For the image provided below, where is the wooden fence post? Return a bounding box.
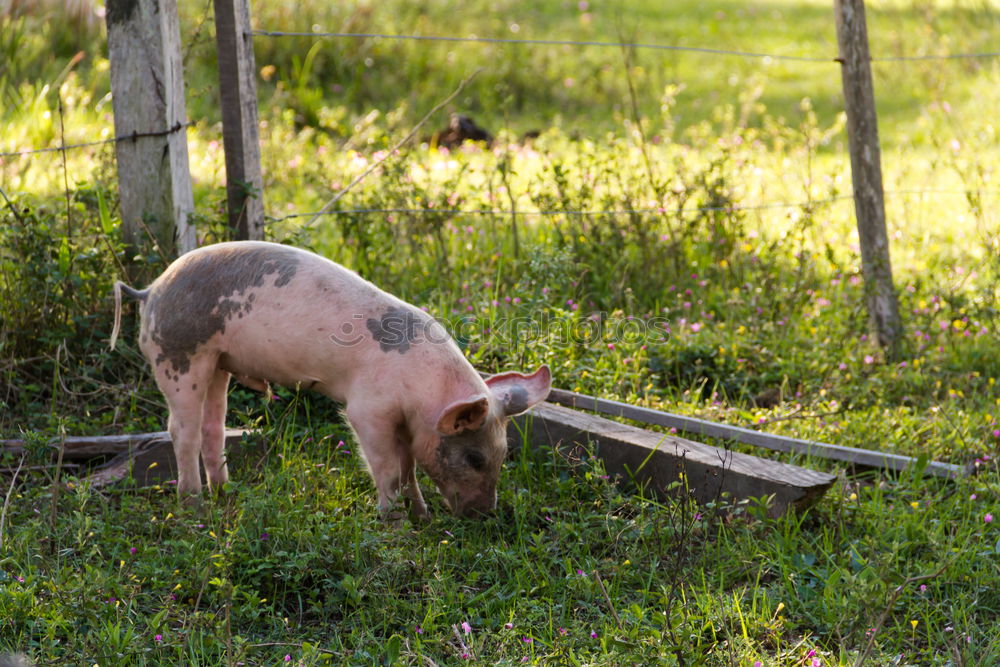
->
[834,0,903,358]
[213,0,265,240]
[105,0,197,263]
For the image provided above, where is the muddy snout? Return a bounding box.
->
[442,487,497,519]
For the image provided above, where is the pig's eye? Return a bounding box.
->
[465,450,486,471]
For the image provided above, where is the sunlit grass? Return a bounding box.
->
[2,1,1000,664]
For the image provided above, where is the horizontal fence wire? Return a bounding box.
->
[0,122,193,160]
[248,26,1000,225]
[251,30,836,62]
[871,51,1000,61]
[265,189,1000,225]
[886,188,1000,196]
[251,30,1000,63]
[265,195,856,224]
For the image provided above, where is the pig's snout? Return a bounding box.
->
[442,487,497,519]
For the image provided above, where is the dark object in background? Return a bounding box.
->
[752,387,782,409]
[432,113,494,148]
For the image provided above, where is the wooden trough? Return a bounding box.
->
[546,388,969,480]
[515,402,835,517]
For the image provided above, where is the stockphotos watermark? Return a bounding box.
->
[331,310,672,350]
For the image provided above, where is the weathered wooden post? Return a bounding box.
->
[213,0,265,240]
[834,0,903,358]
[105,0,197,262]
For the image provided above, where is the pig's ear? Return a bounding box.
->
[436,395,490,436]
[485,365,552,417]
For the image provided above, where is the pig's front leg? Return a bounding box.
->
[347,407,427,521]
[399,451,429,521]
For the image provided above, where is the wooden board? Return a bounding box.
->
[514,402,836,516]
[547,388,968,479]
[2,430,250,486]
[87,429,252,488]
[86,434,183,488]
[3,431,172,460]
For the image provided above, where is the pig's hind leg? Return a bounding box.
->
[153,356,217,501]
[200,368,232,490]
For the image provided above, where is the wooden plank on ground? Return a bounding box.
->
[3,431,166,459]
[546,388,968,479]
[86,434,179,487]
[86,429,251,488]
[514,402,836,516]
[1,429,248,463]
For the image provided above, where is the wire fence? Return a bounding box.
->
[0,122,192,160]
[251,29,1000,63]
[251,30,837,63]
[4,10,999,229]
[264,197,855,225]
[262,190,1000,226]
[248,24,1000,225]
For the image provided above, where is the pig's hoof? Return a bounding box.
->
[380,509,408,527]
[179,493,204,511]
[207,481,232,496]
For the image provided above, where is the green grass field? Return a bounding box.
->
[2,0,1000,664]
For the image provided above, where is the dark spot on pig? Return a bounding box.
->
[191,384,198,390]
[437,431,480,469]
[502,386,530,415]
[146,244,301,374]
[366,306,425,354]
[435,422,505,485]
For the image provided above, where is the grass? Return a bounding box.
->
[3,401,999,665]
[2,0,1000,664]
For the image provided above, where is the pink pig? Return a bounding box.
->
[111,241,550,518]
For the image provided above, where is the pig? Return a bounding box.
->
[110,241,551,518]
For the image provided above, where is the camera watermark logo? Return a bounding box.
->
[331,308,672,350]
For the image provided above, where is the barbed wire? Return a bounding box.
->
[252,29,1000,63]
[251,30,836,63]
[872,51,1000,62]
[0,122,193,160]
[265,195,856,225]
[265,188,1000,225]
[886,188,1000,196]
